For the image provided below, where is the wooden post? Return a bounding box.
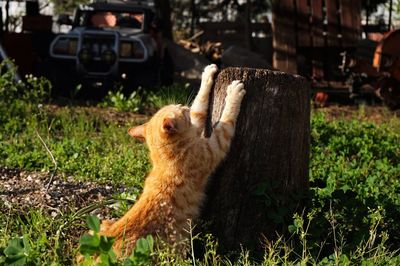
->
[326,0,340,47]
[310,0,324,78]
[340,0,361,47]
[154,0,173,40]
[201,67,310,255]
[5,0,10,32]
[190,0,196,36]
[296,0,311,47]
[272,0,297,74]
[244,0,252,50]
[389,0,393,31]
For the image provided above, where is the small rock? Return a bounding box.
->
[3,200,12,209]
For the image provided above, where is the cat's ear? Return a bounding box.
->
[162,117,177,135]
[128,124,146,141]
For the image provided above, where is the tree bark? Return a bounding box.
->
[201,67,310,255]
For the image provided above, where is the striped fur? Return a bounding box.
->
[98,64,246,257]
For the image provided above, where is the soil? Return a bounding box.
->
[0,167,131,218]
[46,104,149,125]
[314,104,400,123]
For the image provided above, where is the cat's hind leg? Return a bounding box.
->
[190,64,218,131]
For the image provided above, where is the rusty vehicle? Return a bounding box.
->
[340,30,400,109]
[269,0,400,109]
[47,0,173,95]
[371,30,400,109]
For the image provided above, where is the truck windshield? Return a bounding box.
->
[78,11,144,30]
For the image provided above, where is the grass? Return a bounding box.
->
[1,83,150,187]
[0,208,79,265]
[2,106,150,186]
[1,63,400,264]
[309,113,400,252]
[99,83,195,113]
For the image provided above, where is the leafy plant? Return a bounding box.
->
[124,235,154,266]
[100,89,144,113]
[99,84,194,113]
[308,112,400,256]
[79,215,117,265]
[79,215,154,266]
[3,235,32,266]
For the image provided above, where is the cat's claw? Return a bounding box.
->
[227,80,246,101]
[227,80,242,94]
[203,64,218,75]
[202,64,218,86]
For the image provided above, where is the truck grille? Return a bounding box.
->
[79,33,116,73]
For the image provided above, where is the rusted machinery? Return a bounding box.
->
[341,30,400,109]
[372,30,400,109]
[322,30,400,109]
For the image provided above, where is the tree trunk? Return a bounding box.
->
[272,0,297,74]
[201,67,310,255]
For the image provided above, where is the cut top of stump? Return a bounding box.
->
[209,67,309,127]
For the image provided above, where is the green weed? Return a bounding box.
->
[98,83,194,113]
[99,89,144,113]
[78,215,154,266]
[0,207,77,265]
[309,112,400,256]
[147,83,195,109]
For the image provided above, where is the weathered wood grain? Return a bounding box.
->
[201,67,310,254]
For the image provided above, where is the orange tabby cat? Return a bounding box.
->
[99,64,245,256]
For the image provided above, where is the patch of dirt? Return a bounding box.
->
[85,106,149,125]
[314,104,400,124]
[46,104,149,125]
[0,167,131,218]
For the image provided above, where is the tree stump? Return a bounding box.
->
[201,67,310,254]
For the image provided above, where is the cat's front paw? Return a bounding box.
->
[201,64,218,86]
[226,80,246,103]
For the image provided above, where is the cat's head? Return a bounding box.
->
[128,104,192,144]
